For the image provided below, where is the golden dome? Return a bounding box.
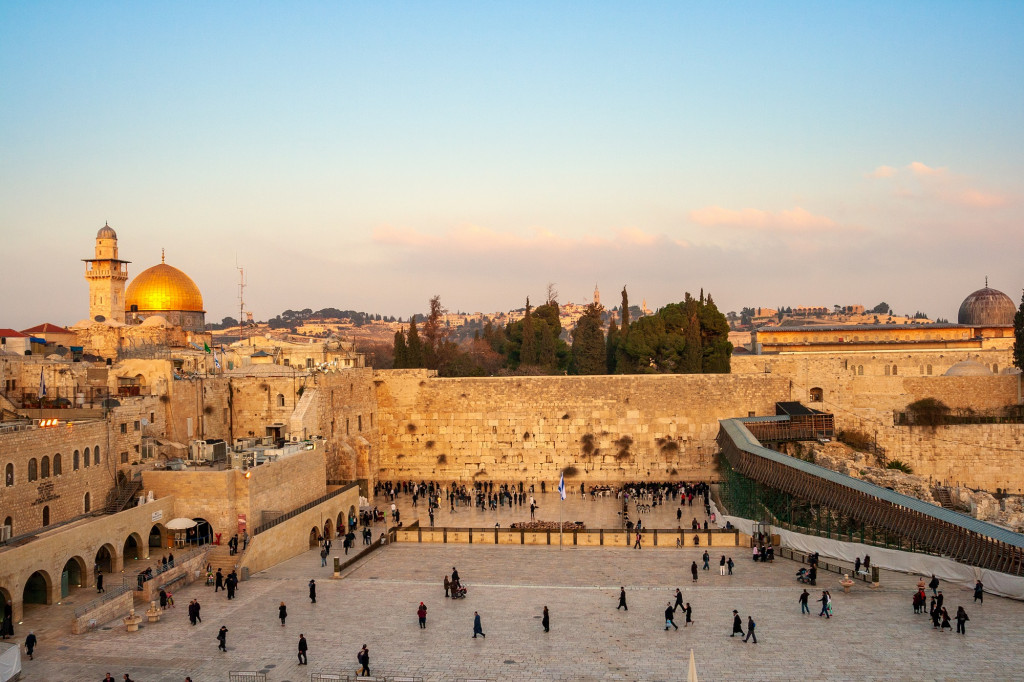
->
[125,262,204,313]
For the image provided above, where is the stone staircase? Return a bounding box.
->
[205,542,243,575]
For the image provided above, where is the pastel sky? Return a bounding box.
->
[2,2,1022,328]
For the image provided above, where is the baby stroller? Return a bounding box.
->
[796,568,813,584]
[451,582,468,599]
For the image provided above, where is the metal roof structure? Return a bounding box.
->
[718,417,1024,573]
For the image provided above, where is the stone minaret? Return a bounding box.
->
[593,284,600,306]
[83,223,130,323]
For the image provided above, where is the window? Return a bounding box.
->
[42,505,49,527]
[277,394,285,407]
[73,450,80,471]
[884,366,890,376]
[809,388,823,402]
[53,453,61,476]
[4,463,13,487]
[121,451,129,464]
[120,423,127,434]
[94,445,100,465]
[306,358,313,369]
[150,412,155,423]
[283,358,290,366]
[3,517,11,535]
[84,492,91,513]
[133,420,140,431]
[993,364,999,373]
[28,458,38,482]
[927,365,933,375]
[346,418,350,435]
[892,365,898,376]
[358,415,363,431]
[857,365,864,375]
[40,456,50,479]
[84,447,91,468]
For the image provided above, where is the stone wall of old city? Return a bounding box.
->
[373,371,794,485]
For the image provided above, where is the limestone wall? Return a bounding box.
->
[70,589,133,634]
[374,372,793,484]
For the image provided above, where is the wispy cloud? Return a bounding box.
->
[869,161,1010,208]
[688,205,837,230]
[372,224,688,251]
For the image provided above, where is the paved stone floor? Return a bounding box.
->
[16,535,1024,681]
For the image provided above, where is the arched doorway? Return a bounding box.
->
[60,556,87,598]
[149,523,168,549]
[348,504,358,533]
[95,543,116,574]
[308,526,320,549]
[122,533,143,565]
[23,570,51,606]
[322,518,333,540]
[336,511,346,537]
[0,587,12,628]
[189,518,213,546]
[42,505,50,527]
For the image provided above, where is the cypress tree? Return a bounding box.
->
[1014,290,1024,371]
[406,315,424,368]
[519,298,537,367]
[570,303,606,374]
[606,319,619,374]
[392,329,408,368]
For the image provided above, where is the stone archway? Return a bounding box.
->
[23,570,52,607]
[308,526,320,549]
[95,543,117,574]
[348,505,358,533]
[322,518,334,540]
[60,556,88,598]
[336,511,346,537]
[149,523,168,549]
[0,586,12,630]
[189,518,213,546]
[122,532,144,567]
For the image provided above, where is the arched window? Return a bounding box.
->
[28,458,38,482]
[84,492,91,513]
[94,445,100,465]
[3,516,11,535]
[5,463,13,487]
[857,365,864,375]
[42,505,50,527]
[892,365,898,376]
[53,453,62,476]
[993,364,999,374]
[73,450,80,471]
[809,387,823,402]
[927,365,933,375]
[277,394,285,407]
[84,447,90,468]
[40,456,50,479]
[884,366,890,376]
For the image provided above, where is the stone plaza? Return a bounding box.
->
[13,492,1024,681]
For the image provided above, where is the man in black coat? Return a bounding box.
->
[297,634,308,664]
[309,579,317,604]
[215,569,224,592]
[731,610,744,637]
[617,587,628,610]
[664,603,678,630]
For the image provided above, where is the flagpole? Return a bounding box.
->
[559,493,563,550]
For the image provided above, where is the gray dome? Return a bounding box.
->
[944,360,993,377]
[97,222,117,239]
[957,286,1015,325]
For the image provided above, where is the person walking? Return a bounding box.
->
[743,616,757,643]
[955,606,969,634]
[24,631,36,660]
[417,602,427,629]
[216,626,228,652]
[634,531,642,549]
[702,551,710,571]
[215,569,224,592]
[974,580,984,604]
[444,575,451,598]
[96,572,104,593]
[727,557,734,575]
[799,589,810,614]
[683,602,693,627]
[159,589,168,609]
[308,579,317,604]
[730,610,744,638]
[719,555,726,576]
[225,573,236,600]
[188,600,197,626]
[928,574,939,597]
[673,588,683,612]
[665,603,678,630]
[690,561,698,583]
[297,634,308,664]
[617,587,628,611]
[818,591,831,618]
[472,611,485,638]
[194,599,202,624]
[940,607,952,632]
[279,602,287,626]
[321,546,328,566]
[541,606,550,632]
[357,644,370,676]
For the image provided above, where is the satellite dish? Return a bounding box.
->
[94,314,106,322]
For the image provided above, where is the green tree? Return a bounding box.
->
[1014,290,1024,371]
[392,330,408,368]
[605,319,619,373]
[569,303,606,374]
[519,299,537,367]
[406,315,424,368]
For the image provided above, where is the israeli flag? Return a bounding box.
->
[558,472,566,500]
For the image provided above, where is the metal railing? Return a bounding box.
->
[252,482,359,536]
[73,577,132,619]
[228,673,266,682]
[133,545,210,590]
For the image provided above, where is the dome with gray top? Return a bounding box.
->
[944,360,993,377]
[96,222,117,239]
[957,285,1015,326]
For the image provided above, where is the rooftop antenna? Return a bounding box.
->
[236,258,248,346]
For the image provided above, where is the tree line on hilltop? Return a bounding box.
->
[392,288,732,377]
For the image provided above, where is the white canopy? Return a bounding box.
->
[166,517,198,530]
